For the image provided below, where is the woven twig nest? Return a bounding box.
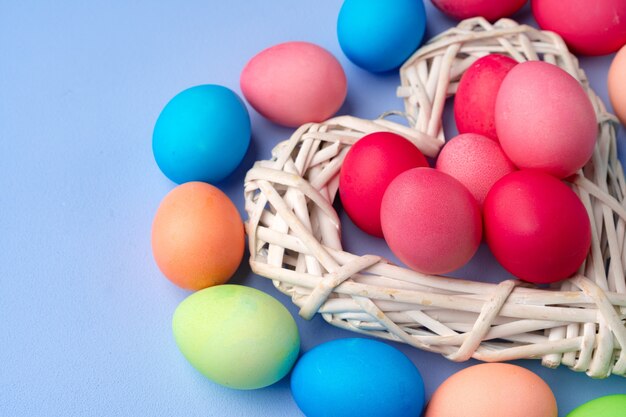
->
[244,18,626,378]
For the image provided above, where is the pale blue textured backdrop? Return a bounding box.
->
[0,1,624,416]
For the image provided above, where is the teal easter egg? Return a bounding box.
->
[153,84,250,184]
[172,285,300,390]
[567,395,626,417]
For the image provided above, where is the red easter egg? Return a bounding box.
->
[381,168,482,275]
[431,0,527,22]
[532,0,626,56]
[436,133,516,206]
[454,54,517,141]
[339,132,428,237]
[483,171,591,284]
[495,61,597,179]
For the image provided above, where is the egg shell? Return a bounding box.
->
[436,133,516,206]
[425,363,557,417]
[240,41,347,127]
[532,0,626,56]
[290,338,425,417]
[381,168,482,275]
[339,132,429,237]
[337,0,426,72]
[567,394,626,417]
[454,54,518,141]
[609,45,626,126]
[495,61,597,178]
[172,285,300,390]
[431,0,527,21]
[151,182,244,290]
[152,84,250,184]
[483,170,591,284]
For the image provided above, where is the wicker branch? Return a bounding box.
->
[244,18,626,378]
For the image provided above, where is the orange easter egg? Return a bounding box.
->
[151,182,244,290]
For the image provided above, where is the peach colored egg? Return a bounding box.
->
[609,45,626,126]
[454,54,517,141]
[240,41,347,127]
[436,133,516,206]
[495,61,597,178]
[425,363,558,417]
[151,182,244,291]
[381,168,482,275]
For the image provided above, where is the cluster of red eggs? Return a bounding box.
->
[339,55,596,284]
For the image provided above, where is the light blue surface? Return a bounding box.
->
[153,85,250,184]
[291,338,425,417]
[0,1,625,416]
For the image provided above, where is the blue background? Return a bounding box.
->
[1,1,624,416]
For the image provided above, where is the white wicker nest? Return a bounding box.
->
[244,18,626,378]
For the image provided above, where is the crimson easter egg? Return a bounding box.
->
[431,0,527,22]
[381,168,482,275]
[532,0,626,56]
[495,61,597,178]
[339,132,428,237]
[483,171,591,284]
[454,54,517,141]
[436,133,516,206]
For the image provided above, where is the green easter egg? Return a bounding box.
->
[567,394,626,417]
[172,284,300,390]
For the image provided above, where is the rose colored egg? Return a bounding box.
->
[436,133,516,206]
[495,61,597,179]
[431,0,527,22]
[339,132,429,237]
[454,54,518,141]
[483,171,591,284]
[381,168,482,275]
[609,45,626,126]
[151,182,245,290]
[425,363,558,417]
[532,0,626,56]
[240,41,347,127]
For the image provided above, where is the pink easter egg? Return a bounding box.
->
[495,61,597,179]
[454,54,517,141]
[436,133,516,206]
[339,132,429,237]
[241,41,347,127]
[532,0,626,56]
[483,170,591,284]
[381,168,482,275]
[431,0,527,22]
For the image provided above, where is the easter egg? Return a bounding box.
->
[495,61,597,178]
[425,363,557,417]
[153,85,250,184]
[172,285,300,390]
[151,182,244,290]
[567,394,626,417]
[381,168,482,275]
[454,54,518,141]
[339,132,429,237]
[291,338,425,417]
[240,41,347,127]
[483,171,591,284]
[532,0,626,56]
[431,0,527,22]
[337,0,426,72]
[436,133,516,206]
[609,45,626,126]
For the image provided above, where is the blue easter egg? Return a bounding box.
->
[290,338,425,417]
[337,0,427,73]
[153,85,251,184]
